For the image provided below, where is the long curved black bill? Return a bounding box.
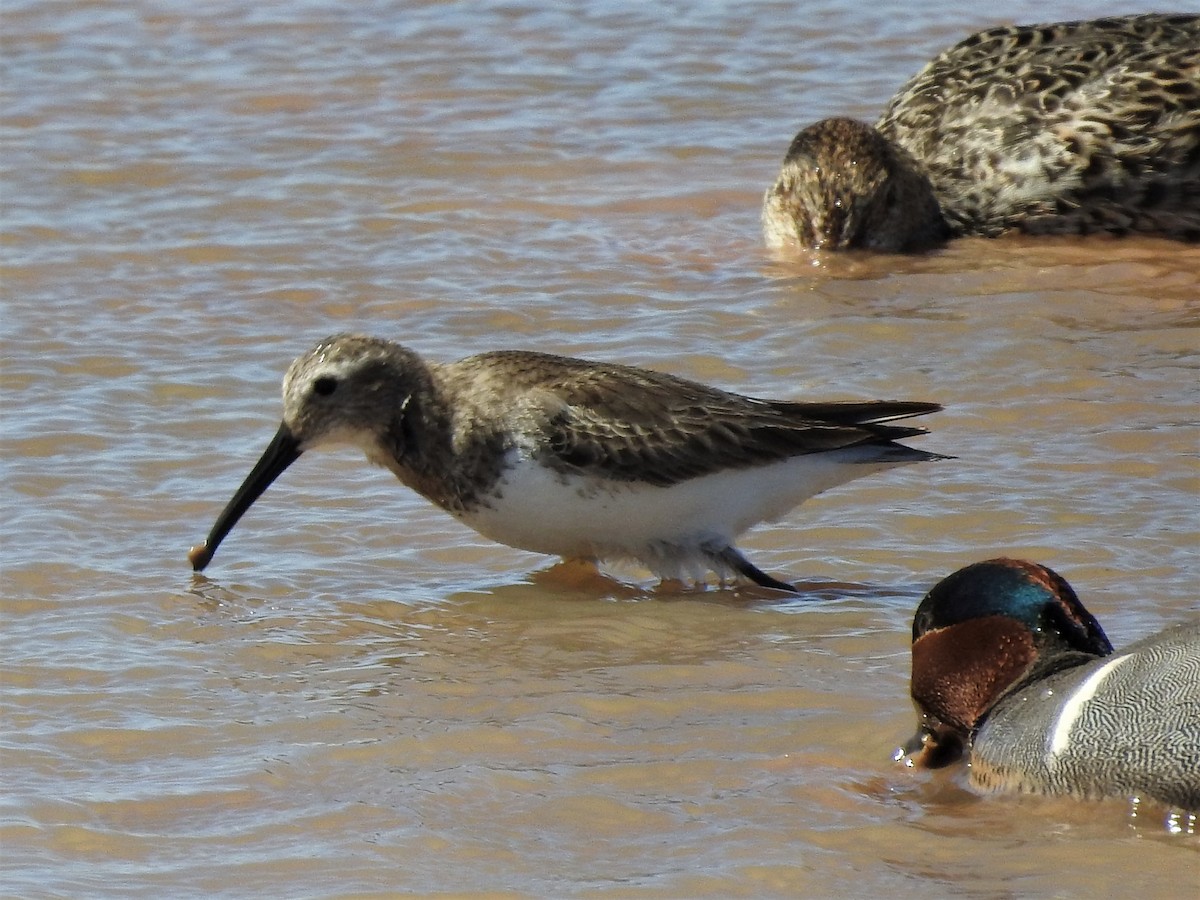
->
[188,422,302,571]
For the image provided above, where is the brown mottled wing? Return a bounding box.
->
[879,14,1200,236]
[479,352,939,487]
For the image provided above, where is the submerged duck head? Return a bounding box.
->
[903,558,1114,768]
[762,117,949,252]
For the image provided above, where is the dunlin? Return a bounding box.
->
[763,14,1200,251]
[188,334,946,591]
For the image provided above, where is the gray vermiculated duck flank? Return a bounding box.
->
[764,14,1200,251]
[976,623,1200,811]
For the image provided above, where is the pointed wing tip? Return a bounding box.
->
[886,401,943,419]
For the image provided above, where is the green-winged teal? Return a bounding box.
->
[902,558,1200,810]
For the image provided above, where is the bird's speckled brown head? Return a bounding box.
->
[280,334,428,462]
[762,117,948,252]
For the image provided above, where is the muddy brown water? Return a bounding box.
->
[3,0,1196,896]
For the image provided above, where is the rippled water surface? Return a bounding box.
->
[3,0,1198,896]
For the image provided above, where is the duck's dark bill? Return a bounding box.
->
[188,422,302,571]
[902,720,965,769]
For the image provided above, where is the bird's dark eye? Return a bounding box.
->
[312,376,338,396]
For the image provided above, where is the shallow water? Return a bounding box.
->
[2,0,1198,896]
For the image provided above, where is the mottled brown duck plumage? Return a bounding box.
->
[763,14,1200,251]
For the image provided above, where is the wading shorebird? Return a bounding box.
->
[188,334,946,592]
[763,14,1200,251]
